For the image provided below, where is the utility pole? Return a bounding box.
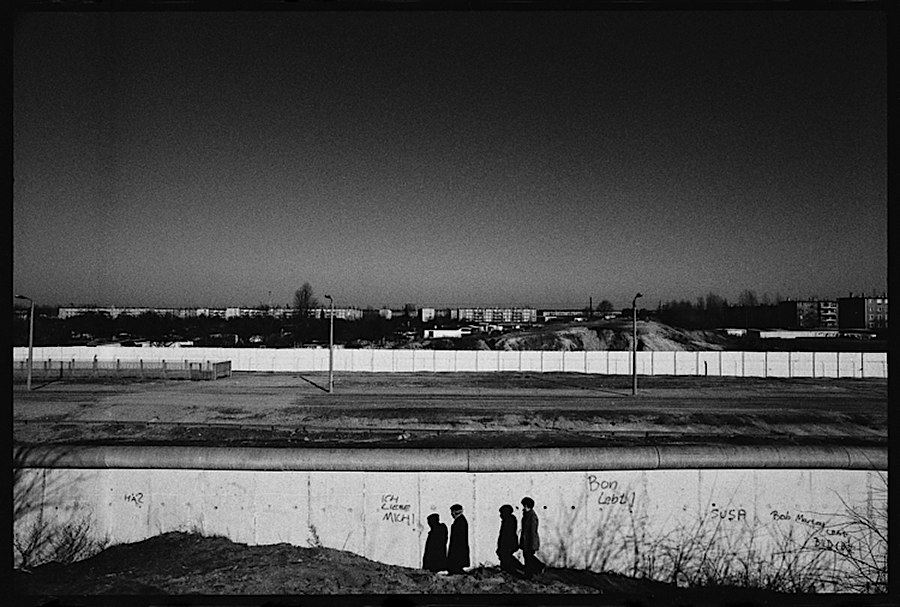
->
[632,293,642,396]
[325,294,334,393]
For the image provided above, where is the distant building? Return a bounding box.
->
[837,295,888,330]
[60,305,291,320]
[59,306,154,319]
[314,307,364,321]
[419,307,452,322]
[420,308,436,323]
[423,328,464,339]
[777,299,839,329]
[452,307,537,324]
[749,329,840,339]
[538,309,582,323]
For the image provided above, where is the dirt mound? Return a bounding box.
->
[11,532,618,596]
[494,326,602,351]
[493,320,732,352]
[636,321,732,352]
[13,532,786,601]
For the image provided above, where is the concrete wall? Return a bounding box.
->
[12,347,889,378]
[14,447,887,592]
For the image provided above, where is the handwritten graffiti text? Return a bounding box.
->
[596,491,637,509]
[380,494,414,525]
[587,475,619,492]
[710,503,747,522]
[794,512,826,530]
[383,512,415,526]
[813,537,853,553]
[380,494,411,511]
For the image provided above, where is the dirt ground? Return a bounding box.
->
[12,372,887,449]
[13,531,788,605]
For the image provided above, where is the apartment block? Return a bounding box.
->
[451,307,538,324]
[777,300,839,329]
[837,295,888,330]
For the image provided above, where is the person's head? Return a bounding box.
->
[450,504,463,518]
[427,513,440,527]
[521,497,535,511]
[499,504,514,517]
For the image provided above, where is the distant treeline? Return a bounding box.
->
[654,291,783,329]
[10,307,433,348]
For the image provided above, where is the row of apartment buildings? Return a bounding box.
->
[49,296,888,330]
[762,296,887,330]
[54,305,540,324]
[56,305,366,321]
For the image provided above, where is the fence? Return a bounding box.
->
[11,347,887,378]
[12,357,231,381]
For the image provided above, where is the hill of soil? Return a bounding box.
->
[13,532,784,604]
[492,320,736,352]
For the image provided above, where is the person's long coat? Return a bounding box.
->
[497,513,519,556]
[422,521,448,572]
[447,515,470,571]
[519,509,540,552]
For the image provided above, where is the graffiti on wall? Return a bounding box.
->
[586,475,637,512]
[709,502,746,523]
[380,493,415,527]
[769,509,854,554]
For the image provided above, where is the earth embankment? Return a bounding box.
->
[491,320,736,351]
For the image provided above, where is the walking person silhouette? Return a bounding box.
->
[446,504,470,574]
[422,513,447,573]
[496,504,525,575]
[519,496,545,579]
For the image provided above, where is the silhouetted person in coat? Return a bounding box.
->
[422,513,448,572]
[446,504,470,574]
[496,504,525,575]
[519,496,545,579]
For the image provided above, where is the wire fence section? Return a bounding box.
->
[13,357,232,381]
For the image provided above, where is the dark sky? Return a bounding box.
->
[13,9,887,309]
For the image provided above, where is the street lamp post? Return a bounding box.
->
[325,294,334,393]
[632,293,642,396]
[15,294,34,391]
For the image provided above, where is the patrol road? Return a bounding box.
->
[12,372,886,449]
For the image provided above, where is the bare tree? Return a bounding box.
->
[292,283,319,345]
[596,300,614,316]
[293,283,318,318]
[737,290,759,307]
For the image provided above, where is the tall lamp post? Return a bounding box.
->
[15,294,34,391]
[632,293,642,396]
[324,294,334,393]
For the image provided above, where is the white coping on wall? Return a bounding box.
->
[14,445,887,472]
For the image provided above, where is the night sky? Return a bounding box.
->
[13,8,887,310]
